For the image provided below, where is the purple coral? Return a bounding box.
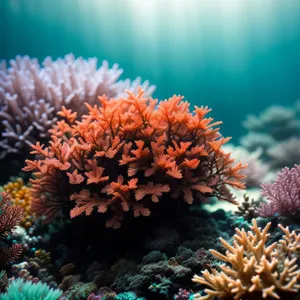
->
[174,288,191,300]
[258,165,300,217]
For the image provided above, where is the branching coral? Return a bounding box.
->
[223,144,269,188]
[0,54,155,158]
[23,88,246,228]
[192,219,300,300]
[0,192,23,267]
[258,165,300,217]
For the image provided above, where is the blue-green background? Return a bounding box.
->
[1,0,300,141]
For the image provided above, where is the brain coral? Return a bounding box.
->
[23,88,246,228]
[0,54,155,158]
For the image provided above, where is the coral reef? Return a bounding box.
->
[258,165,300,217]
[0,192,23,268]
[23,88,246,228]
[192,219,300,300]
[23,204,234,299]
[4,56,299,300]
[0,54,155,158]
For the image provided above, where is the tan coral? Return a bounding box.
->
[192,219,300,300]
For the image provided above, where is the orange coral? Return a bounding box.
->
[23,88,246,228]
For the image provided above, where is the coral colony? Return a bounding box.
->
[0,54,299,300]
[0,54,155,158]
[23,88,246,228]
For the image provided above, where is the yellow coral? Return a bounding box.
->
[3,178,34,229]
[192,219,300,300]
[32,249,52,266]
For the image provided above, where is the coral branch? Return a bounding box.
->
[24,88,246,227]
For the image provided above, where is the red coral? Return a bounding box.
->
[23,88,246,228]
[0,192,23,266]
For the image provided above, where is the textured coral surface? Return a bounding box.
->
[24,88,246,228]
[193,219,300,300]
[258,165,300,217]
[0,54,155,158]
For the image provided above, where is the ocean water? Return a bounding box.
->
[1,1,300,300]
[1,0,300,140]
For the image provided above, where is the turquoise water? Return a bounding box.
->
[1,0,300,140]
[1,2,300,299]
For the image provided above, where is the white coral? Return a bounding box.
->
[0,54,156,158]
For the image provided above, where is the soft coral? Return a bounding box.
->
[0,192,23,267]
[24,88,246,228]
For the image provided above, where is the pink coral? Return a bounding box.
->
[258,165,300,217]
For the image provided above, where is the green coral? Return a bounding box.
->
[0,278,62,300]
[116,292,145,300]
[64,282,97,300]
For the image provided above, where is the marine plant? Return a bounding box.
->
[192,219,300,300]
[0,54,155,158]
[23,88,246,228]
[0,278,62,300]
[258,164,300,217]
[0,192,23,267]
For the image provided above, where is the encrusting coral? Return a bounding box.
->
[0,192,23,267]
[3,178,34,229]
[23,87,246,228]
[192,219,300,300]
[0,54,155,158]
